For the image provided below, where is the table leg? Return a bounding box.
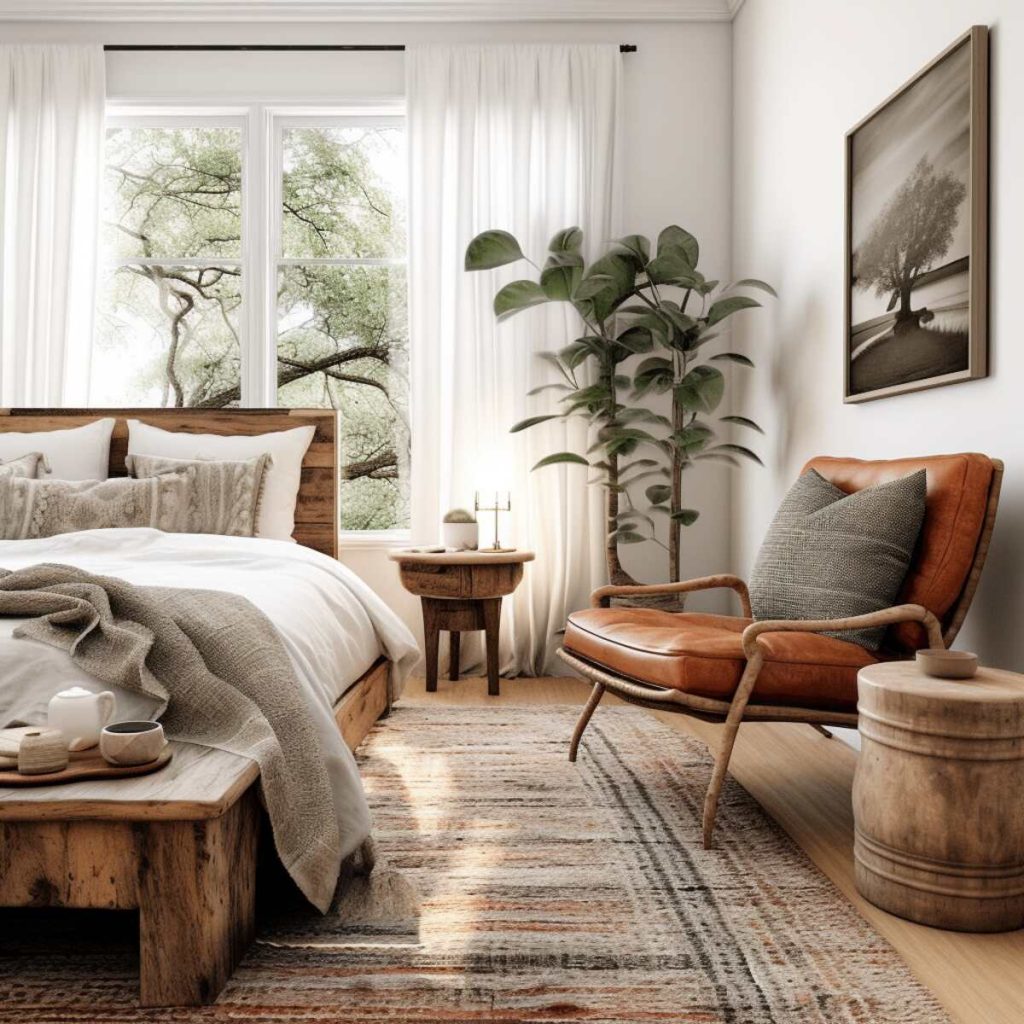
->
[449,631,461,681]
[482,597,501,697]
[138,788,259,1006]
[422,599,441,693]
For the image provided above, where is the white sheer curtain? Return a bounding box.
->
[407,44,623,675]
[0,45,105,406]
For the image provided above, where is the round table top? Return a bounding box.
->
[859,660,1024,704]
[387,548,535,566]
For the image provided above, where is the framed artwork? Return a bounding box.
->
[844,26,988,403]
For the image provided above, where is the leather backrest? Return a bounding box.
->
[802,454,996,652]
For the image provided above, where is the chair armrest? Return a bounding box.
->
[740,603,944,658]
[591,574,752,617]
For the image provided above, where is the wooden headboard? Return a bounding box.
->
[0,408,339,558]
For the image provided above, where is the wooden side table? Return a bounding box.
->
[853,660,1024,932]
[388,550,534,696]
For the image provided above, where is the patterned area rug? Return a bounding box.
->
[0,705,950,1023]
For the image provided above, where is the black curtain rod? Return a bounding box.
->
[104,43,637,53]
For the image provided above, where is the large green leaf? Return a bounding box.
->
[657,225,699,266]
[612,529,647,545]
[614,325,655,354]
[672,509,700,525]
[527,382,572,397]
[710,352,755,367]
[719,414,765,434]
[541,252,584,300]
[658,303,698,333]
[674,365,725,413]
[510,414,562,433]
[706,294,761,326]
[671,424,714,454]
[731,277,777,298]
[494,280,547,321]
[618,457,660,471]
[532,452,589,471]
[707,443,764,465]
[582,253,637,322]
[599,426,659,444]
[646,248,700,287]
[573,274,616,301]
[613,234,651,262]
[548,226,583,253]
[646,483,672,505]
[632,355,675,398]
[465,229,524,271]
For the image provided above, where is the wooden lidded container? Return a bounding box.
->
[853,661,1024,932]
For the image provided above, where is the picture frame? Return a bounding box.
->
[844,26,989,404]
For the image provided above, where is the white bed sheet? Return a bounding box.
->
[0,528,419,730]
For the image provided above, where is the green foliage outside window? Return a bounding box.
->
[96,122,409,531]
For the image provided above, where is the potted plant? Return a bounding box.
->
[464,225,773,586]
[442,508,479,551]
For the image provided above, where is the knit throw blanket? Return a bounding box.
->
[0,562,357,912]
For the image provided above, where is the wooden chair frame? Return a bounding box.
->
[560,460,1003,850]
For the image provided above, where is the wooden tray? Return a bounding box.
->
[0,748,172,787]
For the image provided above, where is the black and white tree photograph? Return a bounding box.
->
[846,27,987,402]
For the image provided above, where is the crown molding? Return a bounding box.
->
[0,0,742,23]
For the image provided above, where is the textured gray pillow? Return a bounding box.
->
[749,468,927,650]
[0,473,193,540]
[0,452,50,479]
[126,453,270,537]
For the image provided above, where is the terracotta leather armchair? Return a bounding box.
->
[559,454,1003,849]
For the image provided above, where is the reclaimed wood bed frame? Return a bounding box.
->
[0,408,394,1007]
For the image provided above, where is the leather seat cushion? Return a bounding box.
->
[804,454,995,650]
[564,608,879,711]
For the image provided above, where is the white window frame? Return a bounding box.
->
[103,102,410,545]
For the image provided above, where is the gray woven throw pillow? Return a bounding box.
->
[0,472,193,540]
[127,452,270,537]
[749,468,927,651]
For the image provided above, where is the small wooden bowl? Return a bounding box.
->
[916,649,979,680]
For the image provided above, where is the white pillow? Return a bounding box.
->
[0,418,115,480]
[127,419,317,542]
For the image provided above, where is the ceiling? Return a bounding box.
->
[0,0,746,22]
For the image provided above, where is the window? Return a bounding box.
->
[95,108,409,534]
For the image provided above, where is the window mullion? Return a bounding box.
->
[241,105,266,407]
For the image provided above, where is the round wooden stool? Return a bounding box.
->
[853,660,1024,932]
[388,549,534,696]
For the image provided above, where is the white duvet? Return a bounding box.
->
[0,528,418,723]
[0,529,419,895]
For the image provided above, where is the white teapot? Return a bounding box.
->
[47,686,116,751]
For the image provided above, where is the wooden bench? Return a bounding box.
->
[0,657,390,1007]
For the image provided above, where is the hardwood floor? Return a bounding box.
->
[400,673,1024,1024]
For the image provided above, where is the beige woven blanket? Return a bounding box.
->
[0,562,353,912]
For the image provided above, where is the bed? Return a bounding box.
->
[0,408,418,1007]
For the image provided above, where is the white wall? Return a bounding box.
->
[4,18,736,651]
[731,0,1022,688]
